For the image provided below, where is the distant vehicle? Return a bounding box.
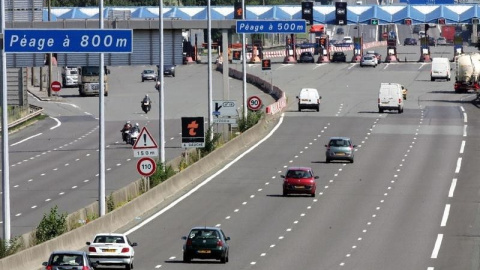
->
[78,66,110,97]
[441,25,456,43]
[157,65,176,77]
[299,52,315,63]
[141,69,157,82]
[360,54,377,67]
[331,52,347,62]
[404,37,418,45]
[431,57,451,81]
[342,36,353,44]
[86,233,137,270]
[366,50,382,63]
[454,53,480,95]
[336,27,344,35]
[413,25,421,34]
[62,66,79,88]
[378,83,405,113]
[325,137,356,163]
[281,167,319,197]
[428,37,436,46]
[182,227,230,263]
[43,250,97,270]
[356,0,362,4]
[436,37,448,46]
[296,88,321,112]
[419,30,426,37]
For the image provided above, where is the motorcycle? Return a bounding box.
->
[141,101,151,114]
[129,128,140,146]
[121,129,131,144]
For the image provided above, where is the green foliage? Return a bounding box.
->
[201,126,222,156]
[0,237,23,259]
[238,110,263,132]
[34,206,67,245]
[149,161,176,188]
[107,193,115,212]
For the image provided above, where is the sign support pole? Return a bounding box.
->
[242,0,247,121]
[98,0,106,217]
[159,0,165,165]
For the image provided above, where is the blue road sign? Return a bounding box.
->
[236,20,306,34]
[4,29,132,53]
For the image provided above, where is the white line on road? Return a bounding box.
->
[440,204,450,227]
[124,113,285,235]
[463,125,467,137]
[460,106,465,112]
[50,116,61,130]
[10,133,43,146]
[463,113,468,123]
[448,179,457,198]
[455,157,462,173]
[431,234,443,259]
[460,141,465,154]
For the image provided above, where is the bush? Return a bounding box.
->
[201,125,222,156]
[107,193,115,212]
[34,205,67,244]
[149,161,176,188]
[238,110,263,132]
[0,236,23,259]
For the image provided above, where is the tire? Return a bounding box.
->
[311,192,316,197]
[298,106,301,112]
[142,78,144,82]
[431,77,434,82]
[283,189,288,197]
[326,158,331,163]
[316,105,320,112]
[125,263,131,270]
[220,252,227,264]
[183,253,191,263]
[379,108,384,113]
[350,158,354,163]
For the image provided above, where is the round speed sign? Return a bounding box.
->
[247,96,262,111]
[137,157,157,177]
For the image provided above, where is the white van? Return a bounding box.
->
[62,66,79,87]
[378,83,404,113]
[431,57,451,81]
[297,88,321,112]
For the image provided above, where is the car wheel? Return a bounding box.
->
[183,253,191,263]
[298,106,301,112]
[125,263,131,270]
[326,158,331,163]
[283,188,288,197]
[311,192,316,197]
[220,252,228,264]
[431,77,434,82]
[316,105,320,112]
[142,78,144,82]
[379,108,384,113]
[350,158,354,163]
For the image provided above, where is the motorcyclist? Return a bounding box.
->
[142,94,151,104]
[130,123,140,133]
[120,121,132,142]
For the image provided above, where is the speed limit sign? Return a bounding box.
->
[247,96,262,111]
[137,157,157,177]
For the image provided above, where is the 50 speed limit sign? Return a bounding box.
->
[247,96,262,111]
[137,157,157,177]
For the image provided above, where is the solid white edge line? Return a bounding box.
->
[440,204,450,227]
[50,116,61,130]
[124,113,286,235]
[455,157,462,173]
[448,178,457,198]
[10,133,43,146]
[431,234,443,259]
[460,140,465,154]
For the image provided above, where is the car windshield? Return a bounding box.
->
[94,235,125,244]
[330,139,349,147]
[363,56,373,60]
[51,254,84,266]
[286,170,312,179]
[143,70,154,74]
[188,229,219,239]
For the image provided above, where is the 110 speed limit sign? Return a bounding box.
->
[247,96,262,111]
[137,157,157,177]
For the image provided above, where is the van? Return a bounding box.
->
[431,57,451,81]
[378,83,404,113]
[62,66,79,87]
[297,88,321,112]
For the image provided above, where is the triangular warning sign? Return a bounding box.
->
[132,127,158,149]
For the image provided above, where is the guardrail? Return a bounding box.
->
[0,104,44,132]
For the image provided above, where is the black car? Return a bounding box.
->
[299,52,315,63]
[331,52,347,62]
[404,38,417,45]
[428,37,436,46]
[182,227,230,263]
[336,27,344,35]
[43,250,97,270]
[157,65,176,77]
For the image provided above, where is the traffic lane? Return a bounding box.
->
[432,102,480,270]
[126,114,384,270]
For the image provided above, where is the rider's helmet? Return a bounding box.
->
[126,121,131,124]
[135,123,139,127]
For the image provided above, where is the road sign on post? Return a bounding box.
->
[247,96,262,111]
[236,20,306,34]
[137,157,157,177]
[4,29,132,53]
[51,81,61,92]
[262,59,271,70]
[181,117,205,148]
[132,127,159,157]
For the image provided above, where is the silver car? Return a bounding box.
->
[325,137,356,163]
[360,55,377,67]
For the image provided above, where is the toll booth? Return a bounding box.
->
[453,36,463,61]
[351,37,363,62]
[317,35,330,63]
[284,34,297,63]
[384,31,398,63]
[419,37,431,62]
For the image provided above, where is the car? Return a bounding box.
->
[437,37,448,46]
[163,64,176,77]
[325,137,356,163]
[42,250,98,270]
[141,69,157,82]
[428,37,436,46]
[404,37,418,45]
[281,167,318,197]
[360,54,377,67]
[86,233,137,270]
[342,36,353,44]
[413,25,421,34]
[182,226,230,263]
[419,30,426,37]
[331,52,347,62]
[336,27,344,35]
[366,50,382,63]
[297,88,321,111]
[299,52,315,63]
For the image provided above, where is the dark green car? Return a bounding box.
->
[182,227,230,263]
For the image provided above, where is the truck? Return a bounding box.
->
[441,25,455,43]
[78,66,110,97]
[61,66,79,88]
[454,53,480,97]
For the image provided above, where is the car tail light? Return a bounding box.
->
[46,266,52,270]
[475,83,480,89]
[82,266,90,270]
[121,247,130,253]
[454,83,459,90]
[88,247,96,252]
[186,239,192,246]
[398,98,402,104]
[216,240,223,247]
[377,98,380,103]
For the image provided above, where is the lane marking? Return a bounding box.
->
[460,140,465,154]
[463,125,467,137]
[50,116,61,130]
[455,157,462,173]
[10,133,43,146]
[431,234,443,259]
[448,178,457,198]
[440,204,450,227]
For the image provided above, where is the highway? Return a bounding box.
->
[118,45,480,270]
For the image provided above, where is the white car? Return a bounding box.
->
[342,36,353,44]
[86,233,137,270]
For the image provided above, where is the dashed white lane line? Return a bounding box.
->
[459,140,465,154]
[154,265,162,268]
[440,204,450,227]
[463,125,467,137]
[431,234,443,259]
[455,157,462,173]
[448,179,457,198]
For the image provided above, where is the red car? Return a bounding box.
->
[281,167,318,197]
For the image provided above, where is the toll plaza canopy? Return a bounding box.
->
[44,5,480,25]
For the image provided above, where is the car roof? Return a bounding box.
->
[287,166,312,171]
[94,233,126,237]
[190,226,222,231]
[51,250,86,255]
[329,136,351,141]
